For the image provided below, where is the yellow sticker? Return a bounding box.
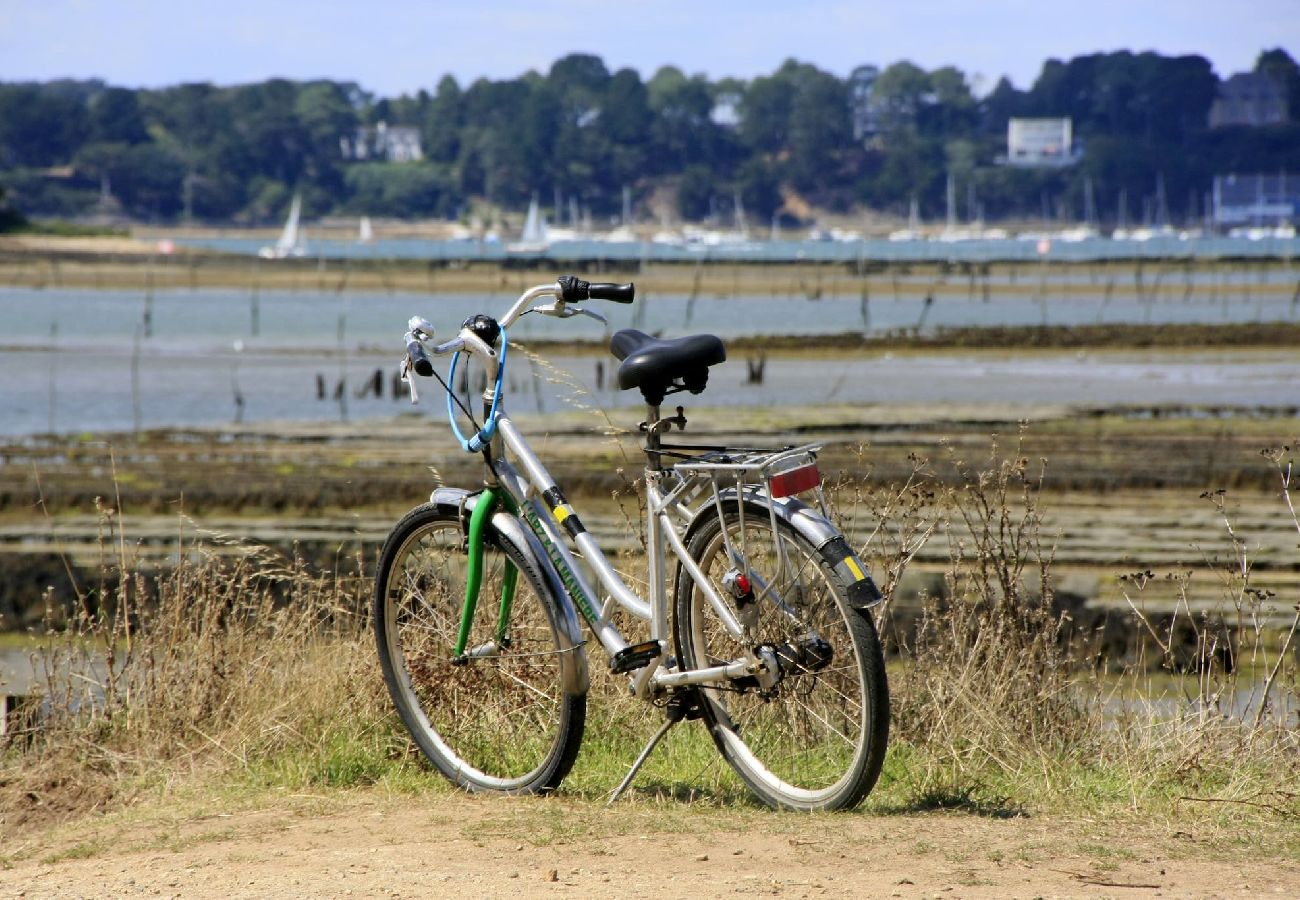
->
[553,505,571,523]
[844,556,866,582]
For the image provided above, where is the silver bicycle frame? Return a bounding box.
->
[489,412,753,697]
[410,281,831,698]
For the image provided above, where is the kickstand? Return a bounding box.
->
[605,692,698,806]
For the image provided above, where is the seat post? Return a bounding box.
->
[643,402,662,471]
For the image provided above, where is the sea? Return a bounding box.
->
[1,271,1298,437]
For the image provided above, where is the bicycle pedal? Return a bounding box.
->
[610,640,662,675]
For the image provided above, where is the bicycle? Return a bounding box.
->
[373,275,889,811]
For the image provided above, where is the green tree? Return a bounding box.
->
[784,62,852,192]
[0,82,90,166]
[1256,48,1300,120]
[88,87,149,145]
[602,68,652,188]
[74,141,186,219]
[648,66,716,173]
[676,164,714,220]
[734,156,782,221]
[979,76,1023,136]
[921,66,977,137]
[295,80,358,195]
[232,79,310,186]
[423,75,463,164]
[739,67,796,153]
[869,61,930,135]
[0,183,27,231]
[344,162,454,218]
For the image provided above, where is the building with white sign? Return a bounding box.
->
[1002,118,1081,167]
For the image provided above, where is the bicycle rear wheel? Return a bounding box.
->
[374,502,585,793]
[673,501,889,811]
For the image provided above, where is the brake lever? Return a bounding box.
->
[400,356,419,404]
[532,302,606,325]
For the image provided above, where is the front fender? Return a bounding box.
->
[430,487,590,694]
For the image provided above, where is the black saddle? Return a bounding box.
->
[609,329,727,405]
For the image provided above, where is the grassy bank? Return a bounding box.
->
[2,234,1299,303]
[3,437,1297,849]
[5,402,1298,519]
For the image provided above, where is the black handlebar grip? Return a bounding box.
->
[588,282,635,303]
[406,336,434,377]
[557,274,635,304]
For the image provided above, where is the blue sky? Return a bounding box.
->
[2,0,1297,95]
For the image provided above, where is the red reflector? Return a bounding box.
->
[768,463,820,498]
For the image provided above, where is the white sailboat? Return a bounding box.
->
[508,195,549,251]
[259,193,306,258]
[889,197,923,241]
[358,215,374,244]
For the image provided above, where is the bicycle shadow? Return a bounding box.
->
[604,781,1027,819]
[871,784,1029,820]
[611,781,761,808]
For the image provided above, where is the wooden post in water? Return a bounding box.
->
[142,278,154,339]
[131,325,143,433]
[337,301,349,422]
[916,293,934,332]
[684,258,703,327]
[249,259,262,337]
[47,318,57,434]
[231,340,245,424]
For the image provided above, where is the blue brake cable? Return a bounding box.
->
[446,326,508,453]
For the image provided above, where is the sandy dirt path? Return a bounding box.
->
[3,792,1296,899]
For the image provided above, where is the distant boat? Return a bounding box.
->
[1229,223,1297,240]
[889,198,924,241]
[598,225,639,243]
[358,215,374,244]
[259,193,306,259]
[508,195,549,251]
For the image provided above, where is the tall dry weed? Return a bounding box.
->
[2,501,389,824]
[886,433,1096,781]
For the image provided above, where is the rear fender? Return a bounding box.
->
[683,487,884,610]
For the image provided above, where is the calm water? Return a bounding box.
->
[177,233,1300,263]
[2,285,1298,436]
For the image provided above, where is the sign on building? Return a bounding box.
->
[1004,118,1080,167]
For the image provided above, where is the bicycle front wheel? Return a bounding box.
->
[374,502,585,793]
[673,502,889,811]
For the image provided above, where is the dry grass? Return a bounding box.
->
[4,435,1299,831]
[854,432,1300,818]
[1,501,396,827]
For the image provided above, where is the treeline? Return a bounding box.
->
[1,48,1298,228]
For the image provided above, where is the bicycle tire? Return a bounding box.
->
[374,502,586,793]
[673,500,889,811]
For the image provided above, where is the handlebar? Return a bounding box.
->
[404,333,434,376]
[557,275,635,304]
[400,275,634,403]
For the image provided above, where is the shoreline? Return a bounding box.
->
[3,233,1299,298]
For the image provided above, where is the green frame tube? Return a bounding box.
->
[453,488,521,659]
